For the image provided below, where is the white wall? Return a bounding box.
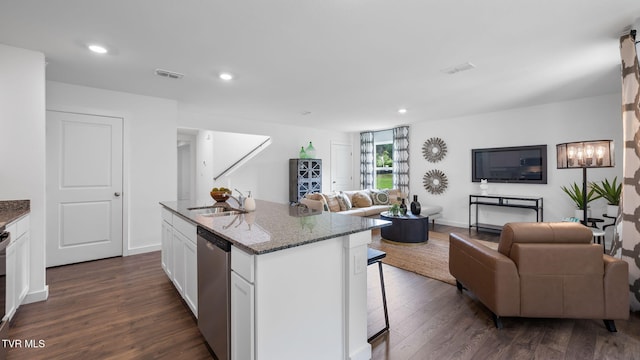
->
[0,44,48,302]
[46,81,178,254]
[404,93,623,228]
[178,104,354,203]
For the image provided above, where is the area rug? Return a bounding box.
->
[369,230,499,286]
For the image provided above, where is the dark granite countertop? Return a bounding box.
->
[0,200,30,231]
[160,199,390,255]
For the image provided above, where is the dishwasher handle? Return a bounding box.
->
[197,227,231,252]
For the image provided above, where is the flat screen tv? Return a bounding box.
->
[472,145,547,184]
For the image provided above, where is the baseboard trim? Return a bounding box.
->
[349,343,372,360]
[126,244,161,256]
[24,285,49,304]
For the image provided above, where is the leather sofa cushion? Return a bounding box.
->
[498,222,592,257]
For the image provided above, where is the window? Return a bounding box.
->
[374,130,393,189]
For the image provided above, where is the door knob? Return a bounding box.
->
[114,192,121,197]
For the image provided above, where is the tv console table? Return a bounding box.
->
[469,194,543,233]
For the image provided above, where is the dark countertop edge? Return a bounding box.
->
[160,202,389,255]
[226,222,389,255]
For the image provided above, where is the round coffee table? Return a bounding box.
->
[379,212,429,243]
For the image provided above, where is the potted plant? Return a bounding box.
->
[388,203,400,216]
[590,177,622,217]
[561,182,601,220]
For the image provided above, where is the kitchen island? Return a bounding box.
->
[160,199,390,360]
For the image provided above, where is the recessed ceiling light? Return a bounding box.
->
[219,72,233,81]
[398,108,408,114]
[88,44,108,54]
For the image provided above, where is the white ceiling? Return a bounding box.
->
[1,1,639,132]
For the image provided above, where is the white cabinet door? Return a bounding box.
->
[183,238,198,317]
[231,271,254,360]
[5,241,16,321]
[160,209,197,316]
[172,231,186,296]
[4,214,30,321]
[16,232,29,304]
[161,220,173,278]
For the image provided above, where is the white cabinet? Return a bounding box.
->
[161,219,173,278]
[183,237,198,315]
[172,230,186,295]
[231,271,254,360]
[160,208,197,317]
[231,246,255,360]
[5,239,16,321]
[5,214,30,322]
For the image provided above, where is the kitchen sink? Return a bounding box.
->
[187,205,245,217]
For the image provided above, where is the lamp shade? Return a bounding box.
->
[556,140,614,169]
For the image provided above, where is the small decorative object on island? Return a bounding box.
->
[244,191,256,211]
[305,141,316,158]
[299,146,308,159]
[422,137,447,163]
[210,187,232,203]
[479,179,489,195]
[590,177,621,217]
[410,195,421,215]
[400,198,408,215]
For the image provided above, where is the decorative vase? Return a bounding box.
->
[479,179,489,195]
[305,141,316,158]
[606,204,619,217]
[400,198,407,215]
[244,191,256,211]
[299,146,308,159]
[410,195,421,215]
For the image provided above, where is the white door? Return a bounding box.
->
[331,142,353,191]
[46,111,123,267]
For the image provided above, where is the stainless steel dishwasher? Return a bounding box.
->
[197,226,231,360]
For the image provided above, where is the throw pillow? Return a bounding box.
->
[324,193,342,212]
[336,192,352,211]
[306,193,329,211]
[387,189,405,205]
[352,191,373,208]
[370,189,390,205]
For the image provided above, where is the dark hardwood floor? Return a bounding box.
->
[7,225,639,359]
[7,252,211,360]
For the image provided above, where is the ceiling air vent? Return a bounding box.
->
[440,62,476,75]
[155,68,184,79]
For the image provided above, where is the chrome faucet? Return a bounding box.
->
[231,188,245,209]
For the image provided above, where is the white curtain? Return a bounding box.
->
[392,126,410,196]
[359,131,374,189]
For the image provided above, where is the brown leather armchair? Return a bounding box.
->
[449,222,629,331]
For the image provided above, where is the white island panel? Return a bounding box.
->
[255,236,344,359]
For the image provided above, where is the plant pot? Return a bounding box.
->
[606,205,619,217]
[574,208,592,221]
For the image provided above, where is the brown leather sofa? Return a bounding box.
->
[449,222,629,331]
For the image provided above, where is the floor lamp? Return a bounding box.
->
[556,140,614,225]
